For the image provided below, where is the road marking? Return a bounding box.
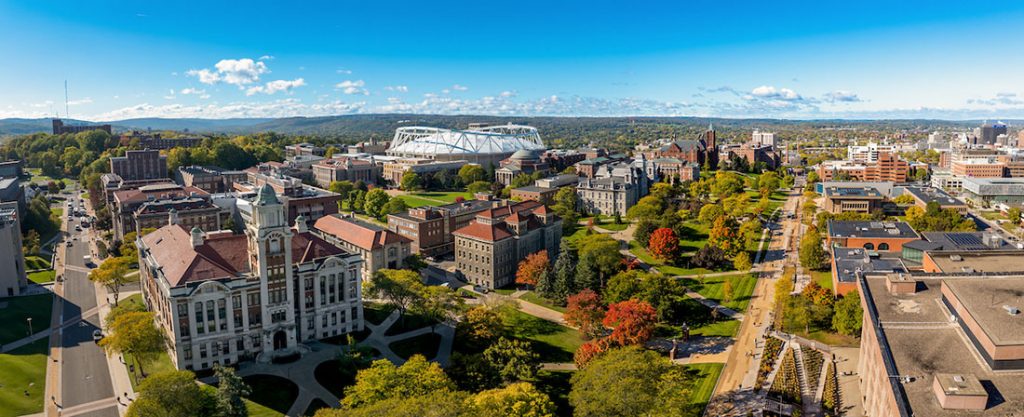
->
[60,397,117,417]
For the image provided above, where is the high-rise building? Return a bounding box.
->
[52,118,111,135]
[110,149,168,183]
[752,130,775,146]
[0,202,26,297]
[981,121,1008,145]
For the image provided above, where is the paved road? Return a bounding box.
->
[59,195,118,417]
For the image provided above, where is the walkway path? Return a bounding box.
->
[680,288,743,321]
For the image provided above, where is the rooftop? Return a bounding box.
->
[926,251,1024,274]
[313,214,410,251]
[833,247,906,283]
[827,220,919,239]
[944,278,1024,345]
[904,186,966,206]
[823,186,884,198]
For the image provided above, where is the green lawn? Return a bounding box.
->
[0,339,48,417]
[27,270,55,284]
[504,309,583,363]
[684,363,724,417]
[493,288,517,296]
[394,195,439,208]
[363,302,396,326]
[389,332,442,360]
[520,291,566,313]
[0,294,52,344]
[811,270,834,290]
[409,191,474,203]
[125,343,177,390]
[678,273,758,312]
[629,240,729,277]
[689,319,741,338]
[244,375,299,415]
[201,384,284,417]
[24,256,51,270]
[563,227,591,248]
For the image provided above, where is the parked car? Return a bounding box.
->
[92,330,103,342]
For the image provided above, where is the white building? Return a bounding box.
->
[0,202,26,297]
[137,184,364,371]
[847,142,897,163]
[752,130,776,147]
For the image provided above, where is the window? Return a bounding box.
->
[878,243,890,251]
[199,344,207,359]
[236,339,244,352]
[183,346,192,360]
[863,243,875,250]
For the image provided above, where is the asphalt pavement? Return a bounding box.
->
[59,195,118,417]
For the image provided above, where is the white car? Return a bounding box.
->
[92,330,103,342]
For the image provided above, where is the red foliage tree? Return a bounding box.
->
[574,339,610,368]
[515,251,550,288]
[603,300,658,346]
[563,289,605,339]
[648,228,680,261]
[454,196,466,203]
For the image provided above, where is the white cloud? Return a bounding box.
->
[824,90,862,103]
[452,84,469,91]
[750,85,801,100]
[336,69,352,74]
[164,89,176,100]
[500,90,516,97]
[187,58,268,87]
[258,55,274,61]
[336,80,368,95]
[29,100,54,108]
[384,85,409,93]
[441,89,450,94]
[92,99,366,121]
[245,78,306,96]
[179,88,206,95]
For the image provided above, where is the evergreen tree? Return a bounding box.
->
[552,242,576,301]
[575,252,601,292]
[214,365,251,417]
[536,267,556,300]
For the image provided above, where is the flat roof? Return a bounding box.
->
[833,248,906,283]
[512,186,553,193]
[828,220,919,239]
[862,275,1024,416]
[928,251,1024,274]
[823,186,883,198]
[944,278,1024,345]
[904,186,966,206]
[921,232,1013,251]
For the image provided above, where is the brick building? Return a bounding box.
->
[313,215,411,281]
[387,199,498,257]
[110,149,168,183]
[311,157,380,188]
[453,201,561,289]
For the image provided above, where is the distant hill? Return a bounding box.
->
[0,114,989,149]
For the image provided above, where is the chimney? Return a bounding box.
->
[190,226,204,247]
[168,208,179,226]
[294,214,308,234]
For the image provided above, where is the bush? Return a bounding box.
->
[755,337,783,390]
[769,348,801,404]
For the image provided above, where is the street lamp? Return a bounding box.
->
[26,317,32,336]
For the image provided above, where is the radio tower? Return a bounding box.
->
[64,80,69,119]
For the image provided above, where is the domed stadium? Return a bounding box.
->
[386,124,545,166]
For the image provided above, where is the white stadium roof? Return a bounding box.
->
[387,124,545,156]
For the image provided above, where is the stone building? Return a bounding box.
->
[137,185,364,371]
[575,159,653,216]
[111,183,216,241]
[387,199,498,257]
[313,214,411,281]
[453,201,561,289]
[312,157,380,188]
[0,203,26,297]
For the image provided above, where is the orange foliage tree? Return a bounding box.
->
[708,216,742,257]
[515,251,550,288]
[648,228,680,261]
[603,300,658,346]
[573,338,610,368]
[563,289,605,339]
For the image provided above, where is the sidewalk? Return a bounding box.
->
[93,284,136,416]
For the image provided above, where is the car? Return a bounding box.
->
[67,241,73,247]
[473,285,490,294]
[92,330,103,342]
[74,226,81,232]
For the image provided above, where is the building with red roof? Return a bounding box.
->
[137,184,363,371]
[313,214,412,281]
[453,200,562,289]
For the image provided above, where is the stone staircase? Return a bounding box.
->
[793,344,821,417]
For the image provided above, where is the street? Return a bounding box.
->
[58,194,118,417]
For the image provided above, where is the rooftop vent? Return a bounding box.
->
[960,267,975,273]
[949,255,963,262]
[1004,305,1020,316]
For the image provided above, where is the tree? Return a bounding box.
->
[363,189,390,218]
[632,219,657,246]
[466,181,492,194]
[708,216,742,257]
[711,171,745,199]
[415,285,463,330]
[382,197,408,217]
[457,306,507,351]
[458,165,487,184]
[576,233,622,287]
[697,204,724,226]
[515,251,549,288]
[401,172,423,191]
[636,273,686,321]
[22,229,40,255]
[127,370,218,417]
[100,310,166,377]
[215,365,251,417]
[1008,207,1023,225]
[603,270,643,304]
[89,256,133,305]
[564,289,605,339]
[758,171,781,197]
[691,245,726,269]
[535,267,556,300]
[470,382,556,417]
[574,339,610,368]
[734,252,752,271]
[832,292,864,336]
[774,277,795,319]
[343,355,456,409]
[569,347,694,417]
[722,279,735,303]
[648,228,680,262]
[551,242,577,301]
[799,230,827,270]
[483,337,541,384]
[892,194,916,205]
[603,300,657,346]
[365,269,425,319]
[329,180,354,200]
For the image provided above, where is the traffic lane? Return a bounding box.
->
[61,312,114,408]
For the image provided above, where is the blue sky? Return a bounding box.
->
[3,0,1024,120]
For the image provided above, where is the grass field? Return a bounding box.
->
[409,191,474,203]
[27,270,55,284]
[629,240,729,277]
[520,291,566,313]
[393,195,439,208]
[679,273,758,312]
[689,319,741,338]
[244,375,299,414]
[0,339,48,417]
[811,270,833,290]
[684,363,724,417]
[125,338,177,390]
[0,294,52,344]
[504,309,582,363]
[24,256,51,270]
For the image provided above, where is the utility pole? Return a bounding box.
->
[64,80,70,119]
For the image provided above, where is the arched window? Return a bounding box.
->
[864,243,875,250]
[878,243,890,251]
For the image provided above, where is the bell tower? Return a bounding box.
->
[246,184,297,352]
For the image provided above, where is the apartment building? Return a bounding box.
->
[137,184,364,371]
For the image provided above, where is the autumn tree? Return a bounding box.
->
[734,252,753,271]
[564,289,605,339]
[697,204,724,226]
[88,256,133,305]
[515,251,550,288]
[574,339,610,368]
[470,382,557,417]
[603,300,657,346]
[570,347,694,417]
[343,355,456,409]
[708,216,742,257]
[100,310,166,377]
[483,337,541,384]
[648,228,680,262]
[127,370,218,417]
